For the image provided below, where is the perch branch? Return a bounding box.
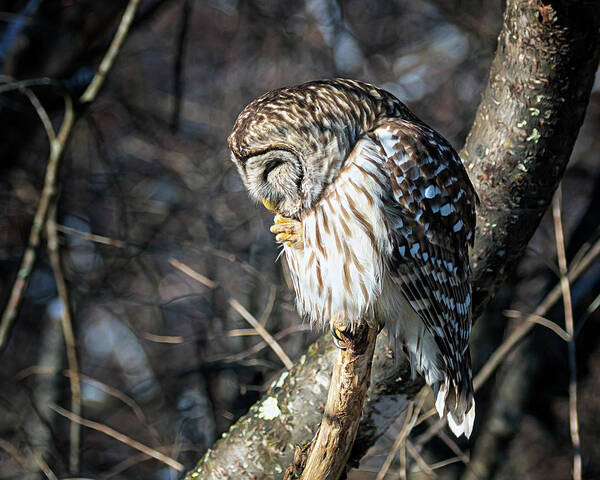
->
[292,322,378,479]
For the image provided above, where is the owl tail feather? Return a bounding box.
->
[433,365,475,438]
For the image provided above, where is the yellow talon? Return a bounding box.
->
[268,212,304,250]
[262,198,278,212]
[276,233,292,243]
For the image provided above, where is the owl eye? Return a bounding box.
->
[263,159,284,181]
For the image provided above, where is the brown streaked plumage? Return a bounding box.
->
[228,78,478,438]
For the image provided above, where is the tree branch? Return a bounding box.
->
[0,0,141,352]
[185,1,600,477]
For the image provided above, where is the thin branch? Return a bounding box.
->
[80,0,140,103]
[436,430,469,465]
[0,438,30,470]
[46,202,81,473]
[220,324,310,363]
[420,456,463,472]
[575,290,600,338]
[0,0,141,352]
[169,257,218,288]
[474,234,600,391]
[50,404,184,471]
[16,366,148,425]
[56,224,126,248]
[376,389,427,480]
[141,332,184,344]
[259,284,277,326]
[553,187,581,480]
[19,85,56,144]
[0,76,57,93]
[406,440,437,479]
[170,257,294,369]
[228,298,294,370]
[503,309,570,342]
[0,93,73,351]
[100,446,202,479]
[33,450,58,480]
[376,401,415,480]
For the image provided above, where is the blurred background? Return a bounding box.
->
[0,0,599,478]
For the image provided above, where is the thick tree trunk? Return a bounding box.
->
[465,0,600,318]
[185,1,600,478]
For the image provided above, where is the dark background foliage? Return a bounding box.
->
[0,1,599,478]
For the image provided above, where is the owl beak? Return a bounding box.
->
[262,198,278,212]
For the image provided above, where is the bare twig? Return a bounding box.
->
[33,450,58,480]
[420,456,463,472]
[474,234,600,391]
[16,366,148,425]
[377,389,427,480]
[0,93,74,351]
[50,404,184,471]
[18,85,56,144]
[79,0,140,103]
[169,257,218,288]
[228,298,294,370]
[260,284,277,326]
[437,430,469,464]
[170,257,294,369]
[0,0,141,352]
[376,401,415,480]
[56,224,126,248]
[575,290,600,338]
[503,309,570,342]
[0,76,57,93]
[100,446,202,479]
[141,331,184,344]
[406,440,437,479]
[221,324,310,363]
[553,187,581,480]
[0,438,30,470]
[46,202,81,473]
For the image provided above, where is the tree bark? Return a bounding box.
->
[185,1,600,478]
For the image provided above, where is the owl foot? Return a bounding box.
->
[270,214,303,249]
[330,316,374,355]
[330,324,347,351]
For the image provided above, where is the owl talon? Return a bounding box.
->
[270,215,303,249]
[330,325,347,351]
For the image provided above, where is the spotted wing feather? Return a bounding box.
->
[373,119,477,435]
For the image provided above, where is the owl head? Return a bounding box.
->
[228,78,409,218]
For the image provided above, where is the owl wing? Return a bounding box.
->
[370,119,477,374]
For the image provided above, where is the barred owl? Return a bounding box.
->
[228,79,477,437]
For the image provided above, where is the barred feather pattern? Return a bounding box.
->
[228,79,477,437]
[283,121,476,436]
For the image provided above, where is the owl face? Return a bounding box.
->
[231,148,304,217]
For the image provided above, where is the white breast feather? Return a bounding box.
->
[284,139,390,329]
